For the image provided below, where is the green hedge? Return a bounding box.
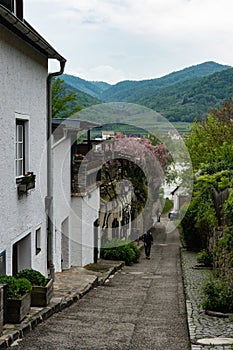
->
[100,239,141,265]
[0,275,32,299]
[202,278,233,313]
[16,268,47,286]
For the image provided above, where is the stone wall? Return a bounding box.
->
[72,159,102,194]
[210,228,233,287]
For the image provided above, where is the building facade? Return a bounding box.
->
[52,119,101,270]
[0,0,65,276]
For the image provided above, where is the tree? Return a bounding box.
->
[181,99,233,251]
[185,99,233,171]
[52,77,81,118]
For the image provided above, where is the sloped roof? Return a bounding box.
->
[0,4,66,63]
[52,118,100,131]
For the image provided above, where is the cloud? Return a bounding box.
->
[67,65,127,84]
[26,0,233,82]
[103,0,233,42]
[27,0,233,41]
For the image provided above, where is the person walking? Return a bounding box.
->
[143,230,153,259]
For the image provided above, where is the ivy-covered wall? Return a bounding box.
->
[182,99,233,290]
[181,173,233,287]
[212,189,233,286]
[210,227,233,286]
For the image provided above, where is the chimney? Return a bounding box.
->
[15,0,23,20]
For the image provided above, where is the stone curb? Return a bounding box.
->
[181,249,233,350]
[0,261,124,349]
[205,310,233,318]
[97,262,125,285]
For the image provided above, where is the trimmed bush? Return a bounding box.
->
[202,278,233,313]
[0,275,32,299]
[128,242,141,262]
[16,269,47,287]
[100,239,141,265]
[197,249,213,267]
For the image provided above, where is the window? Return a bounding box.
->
[15,117,29,178]
[15,120,25,177]
[35,228,41,255]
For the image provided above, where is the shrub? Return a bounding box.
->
[197,249,213,267]
[0,275,32,299]
[16,269,47,286]
[16,278,32,296]
[128,242,141,262]
[180,202,202,251]
[180,174,222,252]
[202,278,233,313]
[162,197,174,214]
[100,239,140,265]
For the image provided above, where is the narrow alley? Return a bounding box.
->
[14,226,189,350]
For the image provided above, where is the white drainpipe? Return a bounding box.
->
[46,60,66,280]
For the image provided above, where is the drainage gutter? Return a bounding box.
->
[46,60,66,280]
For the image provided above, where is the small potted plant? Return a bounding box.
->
[0,275,32,324]
[16,269,53,307]
[17,171,36,195]
[75,153,86,161]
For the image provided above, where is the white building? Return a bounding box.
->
[0,0,65,276]
[102,131,115,140]
[170,186,188,211]
[52,119,101,270]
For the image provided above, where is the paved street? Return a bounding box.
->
[14,227,189,350]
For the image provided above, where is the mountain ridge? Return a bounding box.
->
[61,61,232,122]
[138,67,233,121]
[101,61,231,102]
[62,74,110,100]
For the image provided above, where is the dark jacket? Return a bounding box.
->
[143,232,153,246]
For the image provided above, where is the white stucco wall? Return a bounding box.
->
[52,131,101,270]
[71,187,100,267]
[0,25,48,275]
[52,135,71,272]
[174,193,180,211]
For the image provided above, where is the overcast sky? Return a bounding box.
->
[25,0,233,84]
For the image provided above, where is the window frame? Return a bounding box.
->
[15,114,30,180]
[35,227,41,255]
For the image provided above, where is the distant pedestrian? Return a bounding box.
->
[157,210,161,222]
[143,230,153,259]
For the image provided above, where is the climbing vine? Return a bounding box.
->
[223,188,233,226]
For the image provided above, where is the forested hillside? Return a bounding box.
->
[101,61,230,103]
[63,82,101,108]
[62,74,110,99]
[61,61,232,122]
[138,67,233,121]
